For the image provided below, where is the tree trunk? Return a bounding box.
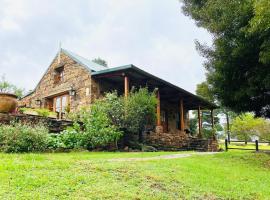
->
[226,112,230,144]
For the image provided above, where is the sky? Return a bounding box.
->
[0,0,212,94]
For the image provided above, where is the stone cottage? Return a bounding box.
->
[19,48,218,150]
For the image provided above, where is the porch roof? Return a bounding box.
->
[92,64,218,110]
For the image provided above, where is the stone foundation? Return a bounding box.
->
[144,131,219,152]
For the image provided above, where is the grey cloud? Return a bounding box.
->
[0,0,212,93]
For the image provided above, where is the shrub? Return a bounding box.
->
[59,125,83,149]
[47,134,63,150]
[124,87,157,141]
[0,122,49,153]
[79,100,123,149]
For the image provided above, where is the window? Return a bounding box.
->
[53,94,70,118]
[54,66,64,84]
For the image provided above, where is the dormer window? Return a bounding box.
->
[54,65,64,84]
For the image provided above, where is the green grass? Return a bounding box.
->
[0,151,269,199]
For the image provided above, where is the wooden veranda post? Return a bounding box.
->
[211,109,216,140]
[198,106,202,138]
[211,109,214,129]
[180,99,185,131]
[124,75,129,99]
[156,90,161,126]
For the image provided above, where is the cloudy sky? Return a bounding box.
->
[0,0,212,93]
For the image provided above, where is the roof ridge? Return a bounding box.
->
[61,48,107,72]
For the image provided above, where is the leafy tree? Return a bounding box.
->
[124,87,157,142]
[231,113,265,143]
[92,58,108,67]
[0,75,24,97]
[257,120,270,141]
[182,0,270,117]
[194,81,223,138]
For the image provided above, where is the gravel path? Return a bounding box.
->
[108,152,219,162]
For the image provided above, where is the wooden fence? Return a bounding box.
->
[225,139,270,152]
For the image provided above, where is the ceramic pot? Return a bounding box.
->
[0,93,18,113]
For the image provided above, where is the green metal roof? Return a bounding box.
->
[62,49,107,72]
[92,64,133,75]
[92,64,218,109]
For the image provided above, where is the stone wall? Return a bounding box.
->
[19,52,96,112]
[144,131,219,152]
[0,113,73,133]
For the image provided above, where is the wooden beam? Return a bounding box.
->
[211,109,216,140]
[180,99,185,131]
[124,76,129,98]
[157,90,161,126]
[211,109,214,129]
[198,106,202,138]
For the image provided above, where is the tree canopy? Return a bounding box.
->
[0,75,24,98]
[92,58,108,67]
[182,0,270,117]
[231,112,266,142]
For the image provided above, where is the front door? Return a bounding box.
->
[53,94,70,118]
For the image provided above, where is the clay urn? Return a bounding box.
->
[0,93,18,113]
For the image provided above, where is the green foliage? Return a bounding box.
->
[47,134,63,150]
[257,120,270,141]
[231,113,265,141]
[92,57,108,67]
[59,127,83,149]
[20,108,56,117]
[124,87,157,135]
[80,100,123,149]
[196,81,215,103]
[182,0,270,117]
[70,93,123,149]
[0,75,24,97]
[0,122,49,153]
[189,118,197,135]
[67,88,157,148]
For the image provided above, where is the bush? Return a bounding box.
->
[79,100,123,149]
[59,126,83,149]
[0,122,49,153]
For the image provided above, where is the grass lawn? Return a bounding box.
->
[0,151,269,200]
[219,140,270,151]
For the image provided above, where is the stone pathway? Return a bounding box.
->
[108,152,219,162]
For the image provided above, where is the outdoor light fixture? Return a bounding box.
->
[35,99,42,106]
[69,87,76,96]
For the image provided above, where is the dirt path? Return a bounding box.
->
[108,152,219,162]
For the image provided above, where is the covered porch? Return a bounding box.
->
[92,64,217,138]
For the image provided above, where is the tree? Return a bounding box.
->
[257,120,270,141]
[194,81,223,138]
[181,0,270,117]
[231,113,265,143]
[92,58,108,67]
[0,75,24,98]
